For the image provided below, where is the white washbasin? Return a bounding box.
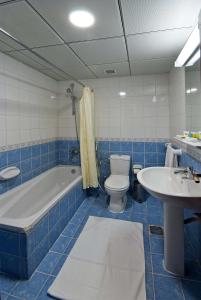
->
[137,166,201,276]
[137,167,201,210]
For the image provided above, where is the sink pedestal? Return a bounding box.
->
[163,203,184,276]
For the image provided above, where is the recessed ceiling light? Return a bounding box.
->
[119,91,126,97]
[69,10,95,28]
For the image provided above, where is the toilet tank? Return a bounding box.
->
[110,155,130,175]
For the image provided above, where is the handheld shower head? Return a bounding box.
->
[66,87,72,96]
[65,83,75,97]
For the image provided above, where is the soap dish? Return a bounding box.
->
[0,167,20,181]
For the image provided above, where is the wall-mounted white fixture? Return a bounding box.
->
[175,24,200,67]
[119,91,126,97]
[69,10,95,28]
[0,167,20,181]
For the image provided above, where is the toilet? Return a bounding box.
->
[104,155,130,213]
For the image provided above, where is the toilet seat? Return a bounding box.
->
[105,175,129,191]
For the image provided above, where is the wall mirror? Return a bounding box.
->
[185,58,201,132]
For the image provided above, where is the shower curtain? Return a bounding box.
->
[79,86,98,189]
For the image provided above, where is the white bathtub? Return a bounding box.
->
[0,166,82,232]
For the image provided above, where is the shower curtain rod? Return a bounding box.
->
[0,27,86,88]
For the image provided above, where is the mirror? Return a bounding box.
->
[185,58,201,132]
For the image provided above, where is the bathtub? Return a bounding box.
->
[0,165,86,279]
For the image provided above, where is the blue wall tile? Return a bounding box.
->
[109,141,121,151]
[49,203,60,230]
[8,149,20,165]
[97,141,109,151]
[0,152,7,168]
[132,153,144,164]
[133,142,144,153]
[31,145,41,157]
[20,159,31,174]
[120,141,132,151]
[0,230,19,256]
[145,142,157,153]
[20,147,31,161]
[41,143,48,154]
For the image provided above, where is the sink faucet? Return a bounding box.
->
[174,166,201,183]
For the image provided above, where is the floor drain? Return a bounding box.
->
[149,225,163,236]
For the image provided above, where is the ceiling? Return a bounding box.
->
[0,0,200,81]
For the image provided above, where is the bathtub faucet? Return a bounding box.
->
[69,147,80,162]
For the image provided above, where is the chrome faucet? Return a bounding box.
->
[69,147,80,162]
[174,166,201,183]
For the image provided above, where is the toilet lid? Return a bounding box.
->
[105,175,129,191]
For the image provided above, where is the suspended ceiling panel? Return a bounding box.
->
[0,1,63,47]
[131,58,175,75]
[70,37,127,65]
[17,50,55,69]
[127,27,193,61]
[34,45,96,79]
[8,51,49,70]
[0,0,200,81]
[29,0,123,42]
[40,69,68,81]
[0,39,15,52]
[121,0,201,35]
[0,32,24,51]
[89,62,130,77]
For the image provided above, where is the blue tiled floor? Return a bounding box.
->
[0,194,201,300]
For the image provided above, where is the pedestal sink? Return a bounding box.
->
[137,167,201,276]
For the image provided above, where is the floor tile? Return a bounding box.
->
[146,272,154,300]
[150,236,164,254]
[148,214,163,226]
[52,255,68,276]
[36,276,55,300]
[130,212,147,224]
[182,279,201,300]
[5,295,21,300]
[37,252,63,275]
[61,223,80,238]
[132,200,147,214]
[145,252,152,273]
[11,272,48,300]
[0,194,200,300]
[64,238,77,255]
[0,274,18,294]
[185,260,201,282]
[154,275,184,300]
[152,253,175,277]
[50,236,72,254]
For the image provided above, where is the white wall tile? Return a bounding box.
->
[169,67,186,138]
[0,52,58,147]
[58,74,170,139]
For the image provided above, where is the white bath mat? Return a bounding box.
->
[48,216,146,300]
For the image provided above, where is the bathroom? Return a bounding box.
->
[0,0,201,299]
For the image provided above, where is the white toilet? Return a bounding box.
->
[104,154,130,213]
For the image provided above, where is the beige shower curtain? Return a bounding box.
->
[79,86,98,189]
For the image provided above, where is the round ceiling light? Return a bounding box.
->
[69,10,95,28]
